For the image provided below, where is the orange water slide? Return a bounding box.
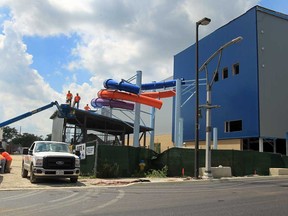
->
[141,90,176,98]
[98,90,163,109]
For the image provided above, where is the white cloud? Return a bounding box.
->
[62,81,99,111]
[48,0,93,14]
[68,0,261,85]
[0,21,63,135]
[0,0,262,136]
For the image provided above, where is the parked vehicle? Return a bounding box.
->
[22,141,80,183]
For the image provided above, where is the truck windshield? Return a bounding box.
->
[35,143,70,153]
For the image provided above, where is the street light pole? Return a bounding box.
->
[199,36,243,179]
[203,69,214,179]
[195,17,211,179]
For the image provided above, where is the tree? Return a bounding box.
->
[12,133,43,147]
[3,126,49,147]
[3,126,18,141]
[45,134,52,141]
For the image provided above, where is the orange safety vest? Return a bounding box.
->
[2,152,12,161]
[66,92,73,100]
[74,95,81,102]
[84,105,90,111]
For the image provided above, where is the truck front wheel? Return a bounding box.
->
[30,165,38,183]
[70,177,78,183]
[21,162,28,178]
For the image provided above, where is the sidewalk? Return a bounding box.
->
[0,155,187,190]
[0,155,42,190]
[2,155,285,191]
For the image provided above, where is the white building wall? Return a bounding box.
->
[257,9,288,139]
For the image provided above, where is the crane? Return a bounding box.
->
[0,101,73,128]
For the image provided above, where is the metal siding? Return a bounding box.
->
[174,8,259,141]
[51,117,64,141]
[257,11,288,139]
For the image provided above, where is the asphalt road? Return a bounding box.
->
[1,177,288,216]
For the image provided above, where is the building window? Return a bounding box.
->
[222,67,228,79]
[233,63,240,75]
[225,120,242,132]
[213,71,219,82]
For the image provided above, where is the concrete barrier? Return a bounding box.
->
[269,168,288,176]
[200,166,232,178]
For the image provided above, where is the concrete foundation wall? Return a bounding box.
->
[129,133,174,153]
[182,139,242,151]
[200,167,232,178]
[269,168,288,176]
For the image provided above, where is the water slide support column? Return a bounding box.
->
[259,137,264,152]
[174,79,181,147]
[286,132,288,156]
[213,127,218,149]
[149,81,156,150]
[179,118,183,147]
[133,71,142,147]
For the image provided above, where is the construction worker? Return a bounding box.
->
[73,93,81,109]
[0,154,5,174]
[84,104,91,111]
[0,148,12,173]
[66,90,73,106]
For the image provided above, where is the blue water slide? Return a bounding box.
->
[103,79,140,94]
[141,80,178,90]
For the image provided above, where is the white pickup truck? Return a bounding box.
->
[22,141,80,183]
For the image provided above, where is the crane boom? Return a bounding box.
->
[0,101,68,128]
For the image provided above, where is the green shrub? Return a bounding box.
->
[132,170,146,178]
[97,162,119,178]
[145,166,168,178]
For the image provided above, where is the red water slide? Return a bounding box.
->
[98,90,163,109]
[141,90,176,98]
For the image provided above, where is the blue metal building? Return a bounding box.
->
[173,6,288,154]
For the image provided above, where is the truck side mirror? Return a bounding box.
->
[75,150,80,157]
[22,148,29,155]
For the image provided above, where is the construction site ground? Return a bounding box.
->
[0,155,186,190]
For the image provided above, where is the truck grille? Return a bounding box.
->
[43,156,75,169]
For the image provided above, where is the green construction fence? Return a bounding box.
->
[79,144,288,178]
[79,142,157,177]
[154,148,288,177]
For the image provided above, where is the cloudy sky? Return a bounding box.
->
[0,0,287,137]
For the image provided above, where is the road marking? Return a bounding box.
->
[19,191,92,215]
[0,203,40,214]
[48,191,78,203]
[0,190,44,201]
[82,189,125,214]
[0,190,94,215]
